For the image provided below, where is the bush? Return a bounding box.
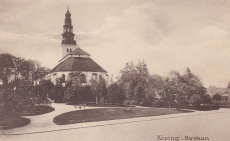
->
[192,104,220,111]
[51,85,65,103]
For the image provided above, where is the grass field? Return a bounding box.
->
[53,107,190,125]
[0,115,30,130]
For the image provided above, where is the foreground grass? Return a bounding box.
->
[0,114,30,130]
[54,107,190,125]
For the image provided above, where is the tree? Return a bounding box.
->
[39,80,54,100]
[81,85,93,102]
[0,87,18,115]
[63,72,92,104]
[118,60,155,106]
[107,83,125,104]
[157,77,177,108]
[3,79,35,112]
[0,54,50,85]
[91,79,99,104]
[189,94,202,109]
[33,85,46,104]
[213,94,221,101]
[51,85,66,103]
[155,69,206,108]
[202,94,213,106]
[63,85,76,104]
[0,53,52,117]
[90,76,108,105]
[181,68,206,99]
[0,53,16,85]
[27,60,50,81]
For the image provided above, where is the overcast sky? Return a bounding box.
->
[1,0,230,87]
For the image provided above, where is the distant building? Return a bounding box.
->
[46,8,108,86]
[206,86,228,102]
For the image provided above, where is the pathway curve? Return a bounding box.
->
[0,103,97,135]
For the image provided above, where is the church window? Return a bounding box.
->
[67,48,69,52]
[80,74,86,83]
[70,49,72,52]
[62,74,66,82]
[92,73,98,81]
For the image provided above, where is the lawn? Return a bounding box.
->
[53,107,190,125]
[0,105,54,129]
[0,114,30,130]
[20,105,55,116]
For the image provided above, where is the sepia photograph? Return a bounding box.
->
[0,0,230,141]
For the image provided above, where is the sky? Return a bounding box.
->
[1,0,230,87]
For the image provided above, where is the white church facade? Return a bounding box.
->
[46,8,108,85]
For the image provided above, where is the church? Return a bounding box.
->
[46,8,108,86]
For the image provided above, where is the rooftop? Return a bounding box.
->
[52,57,107,73]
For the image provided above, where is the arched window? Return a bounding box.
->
[91,73,98,81]
[62,74,66,82]
[67,48,69,52]
[70,49,72,52]
[80,74,86,83]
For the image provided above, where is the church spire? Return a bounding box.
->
[62,7,77,45]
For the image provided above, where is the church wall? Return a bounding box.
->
[49,71,108,86]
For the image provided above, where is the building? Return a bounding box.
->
[46,8,108,86]
[206,86,229,102]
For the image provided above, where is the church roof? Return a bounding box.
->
[52,57,107,73]
[69,47,90,56]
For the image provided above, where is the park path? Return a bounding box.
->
[0,103,96,135]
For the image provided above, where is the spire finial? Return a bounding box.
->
[67,7,69,11]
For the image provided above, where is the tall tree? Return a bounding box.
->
[90,76,108,104]
[118,60,154,105]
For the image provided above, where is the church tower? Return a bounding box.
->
[47,7,108,87]
[60,7,77,58]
